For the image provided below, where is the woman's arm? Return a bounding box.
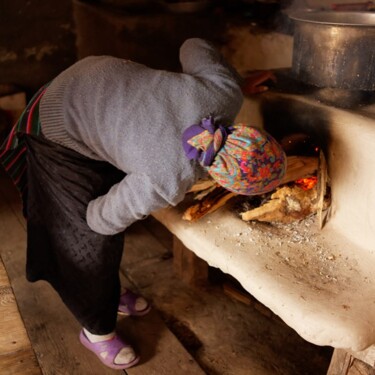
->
[86,173,172,235]
[179,38,243,86]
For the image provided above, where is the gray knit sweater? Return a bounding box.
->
[39,38,243,235]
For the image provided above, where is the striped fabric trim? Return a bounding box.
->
[0,83,49,204]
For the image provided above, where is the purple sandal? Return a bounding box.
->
[79,330,140,370]
[118,289,151,316]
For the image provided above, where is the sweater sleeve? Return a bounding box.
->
[179,38,244,87]
[86,173,174,235]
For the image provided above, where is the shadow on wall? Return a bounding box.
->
[0,0,77,97]
[72,0,226,72]
[260,96,333,157]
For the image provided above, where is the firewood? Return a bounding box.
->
[240,185,319,223]
[280,155,318,184]
[188,179,216,193]
[194,184,218,201]
[182,187,236,222]
[183,155,319,222]
[317,150,330,229]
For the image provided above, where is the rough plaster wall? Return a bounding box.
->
[221,27,293,74]
[0,0,77,95]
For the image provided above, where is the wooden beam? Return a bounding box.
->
[172,237,208,286]
[327,348,375,375]
[348,346,375,368]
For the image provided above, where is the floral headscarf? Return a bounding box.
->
[182,116,286,195]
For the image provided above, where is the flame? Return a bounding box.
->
[295,176,318,191]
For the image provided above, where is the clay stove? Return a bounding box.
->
[153,71,375,366]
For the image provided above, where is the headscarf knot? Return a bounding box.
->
[182,116,231,167]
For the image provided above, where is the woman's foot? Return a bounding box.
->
[80,328,139,370]
[118,289,151,316]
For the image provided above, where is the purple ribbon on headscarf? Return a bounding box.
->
[182,116,232,167]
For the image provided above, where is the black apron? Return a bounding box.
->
[25,134,126,335]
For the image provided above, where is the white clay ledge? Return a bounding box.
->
[153,203,375,352]
[153,93,375,352]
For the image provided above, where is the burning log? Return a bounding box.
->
[240,182,319,223]
[183,155,320,222]
[241,151,329,224]
[280,155,318,185]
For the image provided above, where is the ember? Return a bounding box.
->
[295,176,318,191]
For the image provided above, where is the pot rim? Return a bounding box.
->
[289,10,375,27]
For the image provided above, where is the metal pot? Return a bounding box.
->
[289,11,375,91]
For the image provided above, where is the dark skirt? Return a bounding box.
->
[25,134,126,335]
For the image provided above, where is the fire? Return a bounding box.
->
[295,176,318,191]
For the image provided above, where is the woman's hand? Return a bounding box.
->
[241,70,277,95]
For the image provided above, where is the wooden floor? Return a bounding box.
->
[0,168,206,375]
[0,173,40,374]
[0,259,41,374]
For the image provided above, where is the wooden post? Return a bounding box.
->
[172,236,208,286]
[327,349,375,375]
